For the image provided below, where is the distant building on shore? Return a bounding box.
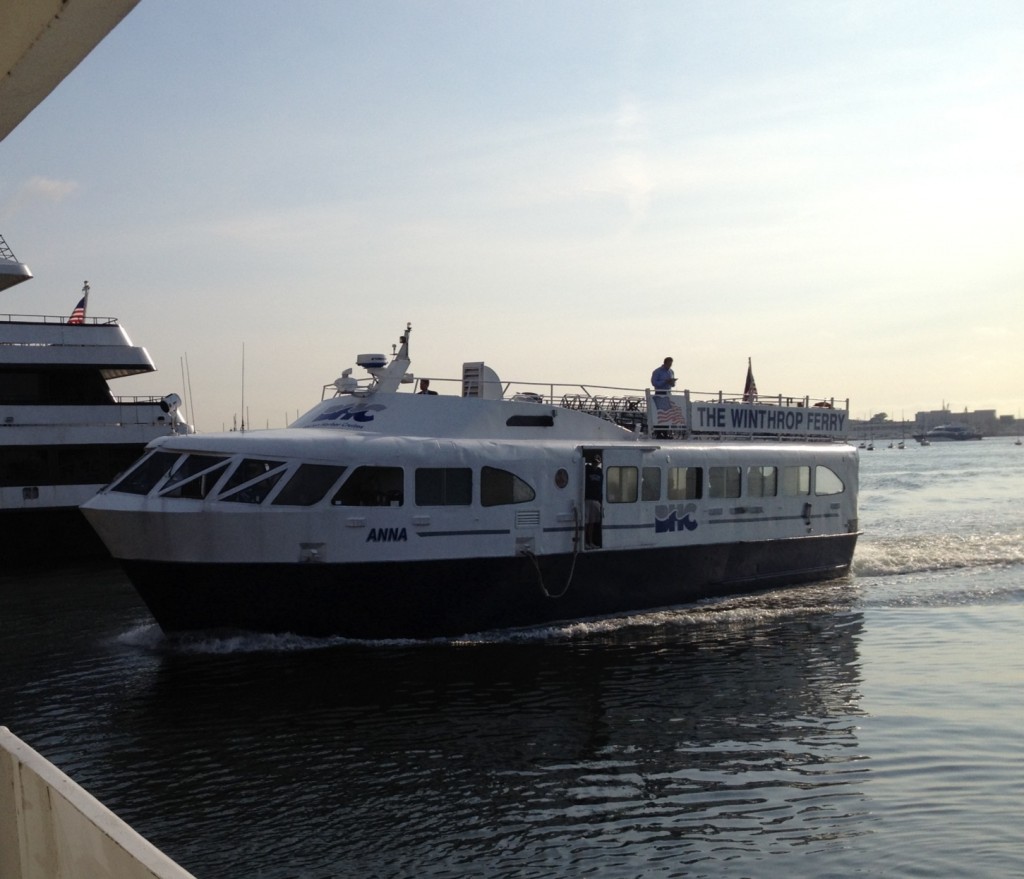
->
[914,407,1000,436]
[847,406,1019,439]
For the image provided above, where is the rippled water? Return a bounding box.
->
[2,440,1023,878]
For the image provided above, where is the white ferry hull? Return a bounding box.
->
[118,532,857,639]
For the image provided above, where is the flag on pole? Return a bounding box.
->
[68,281,89,325]
[743,357,757,403]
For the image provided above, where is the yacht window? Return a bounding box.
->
[54,445,140,485]
[641,467,661,501]
[0,446,48,486]
[747,465,778,497]
[815,465,845,496]
[781,465,811,496]
[481,466,535,506]
[668,466,702,500]
[1,445,146,489]
[0,372,42,404]
[0,368,112,405]
[606,466,638,503]
[273,464,347,506]
[109,450,180,495]
[415,468,472,506]
[709,466,741,499]
[333,466,404,506]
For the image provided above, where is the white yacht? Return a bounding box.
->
[1,240,190,564]
[83,323,859,638]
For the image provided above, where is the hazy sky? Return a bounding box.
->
[2,1,1022,429]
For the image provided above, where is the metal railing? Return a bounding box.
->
[0,313,119,326]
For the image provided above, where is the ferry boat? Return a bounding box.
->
[82,324,859,639]
[912,423,983,443]
[1,247,191,564]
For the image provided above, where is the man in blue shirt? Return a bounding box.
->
[651,357,675,394]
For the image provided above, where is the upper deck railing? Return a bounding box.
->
[0,313,119,326]
[324,371,850,442]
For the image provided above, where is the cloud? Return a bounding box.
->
[0,176,79,221]
[23,176,79,201]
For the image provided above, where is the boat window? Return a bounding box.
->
[272,464,347,506]
[781,465,811,496]
[641,467,661,501]
[814,465,845,496]
[0,368,113,405]
[415,468,472,506]
[220,470,285,504]
[161,460,231,500]
[747,465,778,497]
[709,466,741,499]
[0,444,160,490]
[109,450,181,495]
[157,455,229,499]
[606,466,638,503]
[667,466,702,500]
[333,466,404,506]
[216,458,287,504]
[481,466,535,506]
[0,446,47,485]
[160,454,227,486]
[506,415,555,427]
[0,372,42,404]
[220,458,286,494]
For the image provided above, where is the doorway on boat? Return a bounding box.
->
[583,448,604,549]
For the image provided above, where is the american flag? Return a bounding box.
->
[652,394,686,425]
[743,357,758,403]
[67,282,89,325]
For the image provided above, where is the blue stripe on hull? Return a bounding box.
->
[120,533,858,639]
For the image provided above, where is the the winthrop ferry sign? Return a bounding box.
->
[647,392,848,439]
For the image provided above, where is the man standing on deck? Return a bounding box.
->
[651,357,676,394]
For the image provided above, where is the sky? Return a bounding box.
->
[2,0,1023,429]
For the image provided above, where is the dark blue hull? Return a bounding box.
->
[120,532,859,639]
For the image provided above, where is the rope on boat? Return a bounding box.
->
[526,504,580,600]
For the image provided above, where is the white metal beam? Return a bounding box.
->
[0,0,142,142]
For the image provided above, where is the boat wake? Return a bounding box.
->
[853,531,1024,578]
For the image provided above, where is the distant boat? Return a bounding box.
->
[912,424,982,443]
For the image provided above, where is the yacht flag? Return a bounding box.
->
[68,281,89,325]
[743,357,757,403]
